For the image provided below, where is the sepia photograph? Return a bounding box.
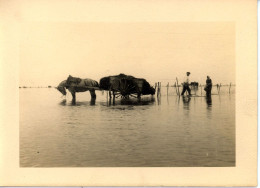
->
[19,22,235,167]
[0,0,257,186]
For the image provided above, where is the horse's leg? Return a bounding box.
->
[108,97,111,106]
[112,97,115,105]
[113,91,115,99]
[68,87,76,104]
[71,92,76,104]
[111,91,115,104]
[90,98,96,105]
[109,89,112,99]
[90,89,96,99]
[137,93,141,100]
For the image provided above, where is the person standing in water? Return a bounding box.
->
[204,76,212,96]
[181,72,191,96]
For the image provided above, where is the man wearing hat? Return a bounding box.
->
[181,72,191,96]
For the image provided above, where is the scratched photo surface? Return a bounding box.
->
[19,22,235,167]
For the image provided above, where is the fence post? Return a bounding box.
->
[176,77,180,96]
[167,82,169,96]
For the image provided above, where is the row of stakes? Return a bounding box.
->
[154,78,233,97]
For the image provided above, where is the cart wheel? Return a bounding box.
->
[119,79,137,98]
[118,79,129,98]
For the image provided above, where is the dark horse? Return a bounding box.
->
[57,75,99,103]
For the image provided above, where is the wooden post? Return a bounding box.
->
[159,82,161,96]
[154,82,157,95]
[167,82,169,96]
[157,82,159,97]
[229,82,232,94]
[157,82,161,97]
[159,82,161,95]
[200,84,202,96]
[175,82,178,95]
[176,77,180,96]
[160,82,162,95]
[218,83,221,94]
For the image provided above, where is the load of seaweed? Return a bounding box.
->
[66,75,82,86]
[99,73,155,96]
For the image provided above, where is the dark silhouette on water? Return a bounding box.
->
[182,96,191,107]
[205,96,212,119]
[204,76,212,97]
[182,96,191,118]
[99,73,155,99]
[59,99,67,106]
[106,96,155,106]
[206,96,212,107]
[181,72,191,96]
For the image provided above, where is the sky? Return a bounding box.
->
[19,22,235,87]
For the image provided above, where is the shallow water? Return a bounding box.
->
[20,86,235,167]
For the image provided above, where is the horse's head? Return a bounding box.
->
[57,86,67,96]
[57,80,67,95]
[150,87,156,95]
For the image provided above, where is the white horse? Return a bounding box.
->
[57,76,99,103]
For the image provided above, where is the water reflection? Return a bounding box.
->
[182,96,191,119]
[21,88,235,167]
[59,99,67,106]
[102,97,155,106]
[157,96,161,105]
[205,96,212,119]
[182,96,191,110]
[206,96,212,107]
[176,96,180,106]
[70,97,97,106]
[59,100,97,106]
[120,97,155,106]
[58,98,100,106]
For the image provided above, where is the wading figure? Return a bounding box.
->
[204,76,212,97]
[57,75,99,103]
[181,72,191,96]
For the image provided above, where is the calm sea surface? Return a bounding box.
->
[20,86,235,167]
